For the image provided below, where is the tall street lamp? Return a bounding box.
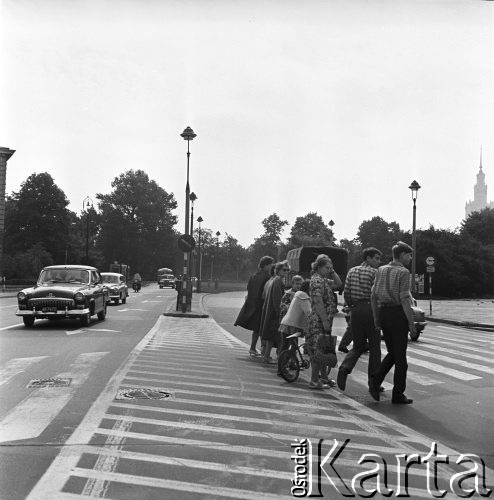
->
[329,219,335,244]
[196,216,203,293]
[189,192,197,279]
[83,196,93,264]
[180,126,196,312]
[215,231,221,281]
[409,180,421,296]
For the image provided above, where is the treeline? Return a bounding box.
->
[3,171,494,297]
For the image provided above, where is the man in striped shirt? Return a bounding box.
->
[370,241,416,404]
[337,247,382,394]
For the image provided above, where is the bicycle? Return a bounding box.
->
[278,331,311,382]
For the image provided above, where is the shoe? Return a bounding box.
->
[320,378,336,388]
[263,357,276,364]
[337,368,349,391]
[249,349,259,356]
[380,386,385,392]
[338,346,349,353]
[392,394,413,404]
[368,378,381,401]
[309,381,324,390]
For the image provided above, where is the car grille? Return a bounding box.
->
[28,298,75,310]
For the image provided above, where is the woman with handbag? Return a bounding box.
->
[307,254,342,389]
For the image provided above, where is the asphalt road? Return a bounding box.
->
[204,291,494,471]
[0,285,176,500]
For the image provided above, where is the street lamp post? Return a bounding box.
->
[409,180,421,296]
[329,219,335,244]
[196,216,203,293]
[189,192,197,280]
[215,231,221,280]
[83,196,93,264]
[180,126,196,312]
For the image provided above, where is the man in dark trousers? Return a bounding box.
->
[234,256,274,356]
[337,247,382,393]
[370,241,416,404]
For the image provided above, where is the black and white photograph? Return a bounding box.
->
[0,0,493,498]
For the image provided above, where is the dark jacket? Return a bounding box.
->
[234,269,270,331]
[259,275,285,343]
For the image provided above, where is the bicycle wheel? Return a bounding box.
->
[278,349,300,382]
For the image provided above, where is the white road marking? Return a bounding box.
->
[410,342,494,364]
[141,300,161,303]
[0,352,109,443]
[0,356,49,387]
[116,308,148,312]
[71,468,295,500]
[406,357,481,380]
[410,349,494,375]
[0,323,23,331]
[65,328,122,335]
[0,304,17,309]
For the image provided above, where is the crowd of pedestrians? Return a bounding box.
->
[235,241,416,404]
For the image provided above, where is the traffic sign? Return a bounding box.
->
[425,256,435,266]
[426,265,435,273]
[178,234,196,253]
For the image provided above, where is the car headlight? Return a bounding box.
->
[74,292,85,302]
[17,291,27,302]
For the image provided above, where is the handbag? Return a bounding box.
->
[313,333,338,368]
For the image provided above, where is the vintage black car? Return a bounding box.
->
[16,265,109,327]
[101,272,128,304]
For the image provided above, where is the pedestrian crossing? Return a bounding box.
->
[0,352,109,443]
[332,321,494,388]
[22,315,493,499]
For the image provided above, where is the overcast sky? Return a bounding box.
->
[1,0,493,247]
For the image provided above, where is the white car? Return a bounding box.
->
[101,272,128,305]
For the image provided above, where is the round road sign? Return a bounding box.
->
[178,234,196,252]
[425,256,435,266]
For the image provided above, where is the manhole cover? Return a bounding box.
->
[115,387,174,400]
[27,378,72,388]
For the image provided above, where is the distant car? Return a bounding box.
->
[158,274,175,289]
[16,265,109,327]
[101,272,128,305]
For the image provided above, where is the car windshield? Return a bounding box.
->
[102,275,119,284]
[39,269,89,284]
[164,275,174,279]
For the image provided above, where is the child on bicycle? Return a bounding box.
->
[278,279,311,355]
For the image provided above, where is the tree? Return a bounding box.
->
[357,216,403,262]
[461,208,494,246]
[288,212,335,248]
[248,213,288,267]
[4,173,72,265]
[96,170,178,277]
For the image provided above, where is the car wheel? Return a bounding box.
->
[97,303,107,321]
[114,297,120,305]
[23,316,35,327]
[159,285,163,289]
[80,313,91,327]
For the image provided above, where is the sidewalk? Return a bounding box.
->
[416,298,494,330]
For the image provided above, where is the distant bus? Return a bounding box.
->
[157,268,175,288]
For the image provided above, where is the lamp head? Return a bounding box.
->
[329,220,335,227]
[180,126,196,141]
[216,231,221,238]
[189,192,197,203]
[197,216,203,223]
[408,180,421,201]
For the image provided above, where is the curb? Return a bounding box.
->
[162,292,209,318]
[426,316,494,331]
